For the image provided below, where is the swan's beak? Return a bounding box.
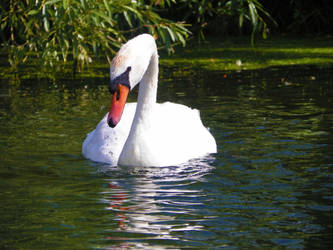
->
[107,84,129,128]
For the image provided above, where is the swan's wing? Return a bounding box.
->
[158,102,216,152]
[149,102,217,165]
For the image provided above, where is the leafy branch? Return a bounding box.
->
[0,0,190,73]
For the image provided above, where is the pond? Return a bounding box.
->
[1,64,333,249]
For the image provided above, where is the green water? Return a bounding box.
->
[1,65,333,249]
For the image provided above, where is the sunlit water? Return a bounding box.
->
[1,65,333,249]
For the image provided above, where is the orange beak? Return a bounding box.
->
[107,84,130,128]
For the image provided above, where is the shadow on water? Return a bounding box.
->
[0,64,333,249]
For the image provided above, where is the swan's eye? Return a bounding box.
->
[109,66,131,94]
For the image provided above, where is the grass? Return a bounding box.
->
[1,36,333,79]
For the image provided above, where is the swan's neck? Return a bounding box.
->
[118,51,159,166]
[133,52,158,125]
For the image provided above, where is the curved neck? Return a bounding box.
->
[133,52,159,125]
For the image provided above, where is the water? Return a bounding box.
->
[1,64,333,249]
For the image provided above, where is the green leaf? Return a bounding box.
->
[28,9,39,15]
[262,30,267,39]
[166,26,176,42]
[103,0,111,14]
[42,5,47,15]
[123,11,133,28]
[43,16,50,32]
[63,0,68,10]
[248,2,258,27]
[91,10,112,25]
[123,5,143,22]
[239,13,244,28]
[176,32,186,46]
[45,0,61,6]
[80,0,86,9]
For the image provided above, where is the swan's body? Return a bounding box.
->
[82,34,216,167]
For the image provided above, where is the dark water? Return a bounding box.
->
[1,64,333,249]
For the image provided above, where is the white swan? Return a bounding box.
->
[82,34,216,167]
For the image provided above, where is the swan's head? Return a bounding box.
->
[107,34,157,127]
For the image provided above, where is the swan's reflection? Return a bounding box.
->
[99,157,215,247]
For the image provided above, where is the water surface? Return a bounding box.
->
[1,65,333,249]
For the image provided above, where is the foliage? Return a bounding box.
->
[4,0,331,76]
[0,0,189,72]
[161,0,276,45]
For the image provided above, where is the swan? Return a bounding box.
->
[82,34,216,167]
